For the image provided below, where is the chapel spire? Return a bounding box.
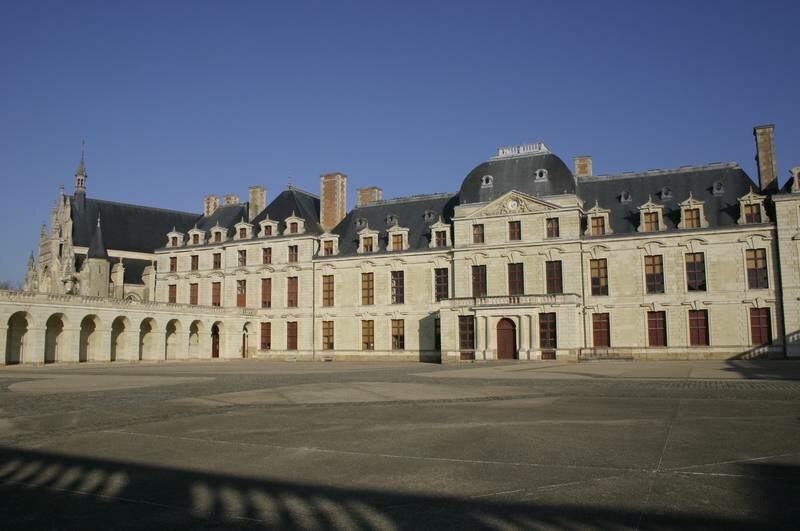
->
[73,139,87,210]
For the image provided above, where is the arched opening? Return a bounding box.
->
[242,322,254,358]
[79,315,101,363]
[6,312,31,365]
[139,318,157,360]
[165,319,182,360]
[496,318,517,360]
[111,316,130,362]
[44,313,66,363]
[211,322,222,358]
[189,321,202,359]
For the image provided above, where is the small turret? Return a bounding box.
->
[73,140,87,210]
[79,216,111,297]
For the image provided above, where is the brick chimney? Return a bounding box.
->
[204,195,220,217]
[223,194,240,206]
[754,124,778,192]
[573,155,593,178]
[320,172,347,231]
[357,186,383,207]
[248,186,267,221]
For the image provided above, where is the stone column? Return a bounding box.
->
[94,328,112,362]
[0,325,7,365]
[475,315,486,360]
[519,315,529,360]
[528,314,538,360]
[62,327,81,362]
[24,327,46,364]
[485,317,494,360]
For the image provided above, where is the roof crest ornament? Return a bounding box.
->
[491,141,550,160]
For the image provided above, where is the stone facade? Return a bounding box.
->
[4,125,798,365]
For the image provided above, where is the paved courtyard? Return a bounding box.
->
[1,359,799,529]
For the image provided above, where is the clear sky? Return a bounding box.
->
[1,0,798,284]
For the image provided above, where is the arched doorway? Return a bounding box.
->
[496,318,517,360]
[79,315,100,363]
[45,314,66,363]
[111,316,130,361]
[165,319,182,360]
[189,321,202,358]
[6,312,31,365]
[211,322,222,358]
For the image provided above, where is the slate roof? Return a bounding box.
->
[251,188,322,235]
[195,203,250,235]
[577,163,758,234]
[71,197,201,253]
[86,220,109,259]
[459,152,576,204]
[331,193,458,256]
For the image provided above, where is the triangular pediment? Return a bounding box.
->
[468,191,559,218]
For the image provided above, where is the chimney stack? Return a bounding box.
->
[357,186,383,207]
[320,172,347,231]
[223,194,240,206]
[204,195,220,217]
[573,155,593,178]
[248,186,267,220]
[754,124,778,192]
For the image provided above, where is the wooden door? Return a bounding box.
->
[211,326,220,358]
[496,318,517,360]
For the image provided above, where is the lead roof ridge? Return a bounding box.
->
[581,161,741,182]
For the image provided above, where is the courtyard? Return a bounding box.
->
[0,359,799,529]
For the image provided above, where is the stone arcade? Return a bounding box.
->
[4,124,800,364]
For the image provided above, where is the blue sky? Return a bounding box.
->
[1,0,798,284]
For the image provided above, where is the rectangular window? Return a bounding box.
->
[211,282,221,306]
[169,256,177,272]
[744,204,762,224]
[545,260,563,294]
[472,265,487,297]
[684,208,701,229]
[322,321,334,350]
[189,283,198,305]
[290,222,298,234]
[539,313,557,349]
[287,276,298,308]
[192,234,199,245]
[363,236,374,253]
[435,230,447,247]
[261,278,271,308]
[750,308,771,346]
[168,284,176,304]
[264,225,273,236]
[592,313,610,347]
[322,275,334,307]
[361,320,374,351]
[590,258,608,296]
[546,218,560,238]
[508,263,524,296]
[353,274,372,309]
[392,234,403,251]
[236,279,246,307]
[171,236,178,247]
[434,267,449,301]
[288,245,298,263]
[472,224,484,244]
[286,321,297,350]
[591,217,605,236]
[191,255,199,271]
[746,249,769,289]
[239,227,247,239]
[643,212,659,232]
[324,240,334,256]
[391,319,405,350]
[689,310,709,346]
[214,232,222,243]
[647,311,667,347]
[260,322,271,350]
[508,220,521,241]
[238,249,246,267]
[685,253,706,291]
[262,248,272,265]
[458,315,475,351]
[644,255,664,294]
[391,271,405,304]
[213,253,221,269]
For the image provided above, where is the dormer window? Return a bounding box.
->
[481,175,494,188]
[167,230,184,248]
[661,187,673,200]
[264,225,272,236]
[171,237,178,247]
[239,228,246,239]
[214,232,222,243]
[684,208,701,228]
[737,188,769,225]
[355,218,367,230]
[391,234,403,251]
[290,222,298,234]
[585,200,613,237]
[386,224,410,252]
[534,169,548,181]
[363,236,374,252]
[620,190,632,204]
[435,230,447,247]
[386,214,399,226]
[320,234,339,256]
[678,192,709,230]
[428,217,452,249]
[192,234,199,245]
[234,221,253,240]
[712,181,725,196]
[283,215,305,235]
[357,224,379,254]
[324,240,334,256]
[591,217,605,236]
[638,196,665,233]
[259,218,278,237]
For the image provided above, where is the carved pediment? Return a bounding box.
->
[469,191,557,218]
